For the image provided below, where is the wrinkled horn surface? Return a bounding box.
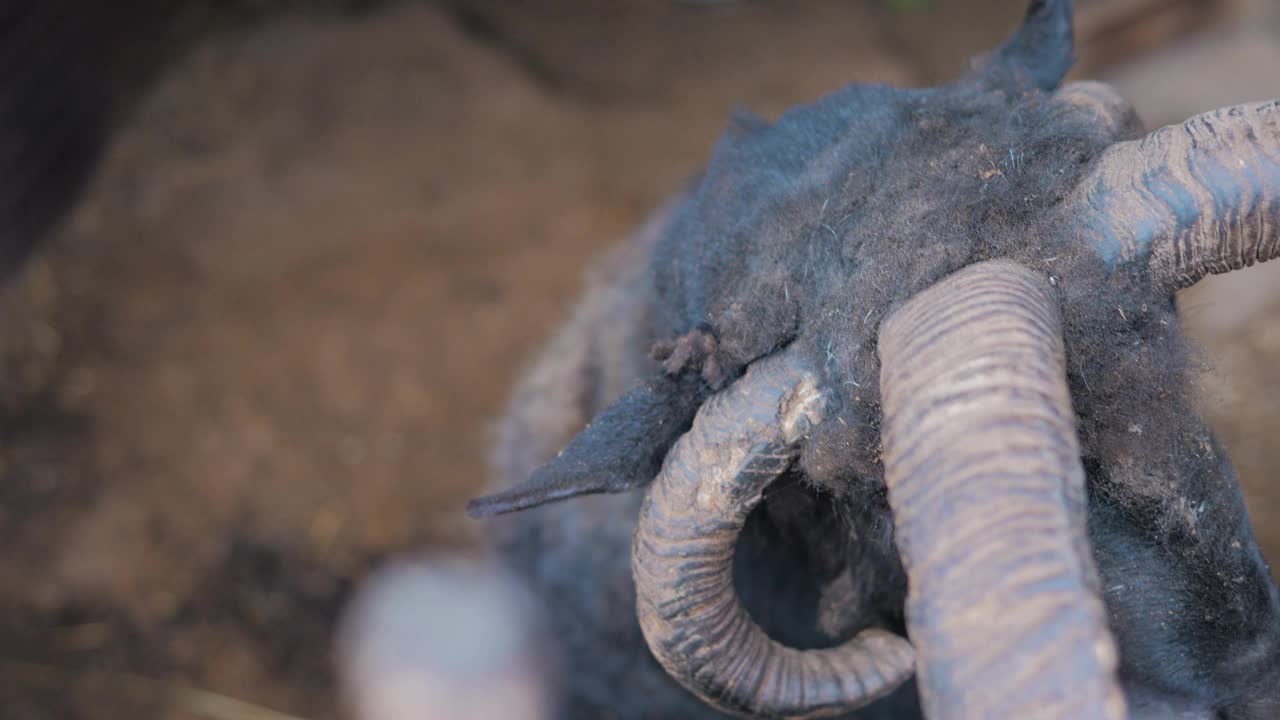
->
[633,348,914,719]
[879,259,1126,720]
[1071,100,1280,289]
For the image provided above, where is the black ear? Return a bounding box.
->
[969,0,1075,92]
[466,373,708,518]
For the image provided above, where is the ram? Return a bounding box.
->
[470,1,1280,717]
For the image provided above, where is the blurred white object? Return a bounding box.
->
[336,553,555,720]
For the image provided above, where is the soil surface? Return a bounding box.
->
[1,1,1276,718]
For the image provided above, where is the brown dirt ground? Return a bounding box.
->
[0,2,1275,718]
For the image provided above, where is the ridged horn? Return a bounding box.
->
[632,347,914,718]
[878,260,1126,719]
[1069,100,1280,290]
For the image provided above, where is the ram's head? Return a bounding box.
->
[471,1,1280,717]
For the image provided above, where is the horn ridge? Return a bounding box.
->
[1068,100,1280,290]
[632,348,915,718]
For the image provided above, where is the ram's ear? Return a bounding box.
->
[965,0,1075,93]
[467,373,708,518]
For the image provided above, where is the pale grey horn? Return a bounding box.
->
[632,347,915,719]
[878,259,1126,719]
[1069,100,1280,290]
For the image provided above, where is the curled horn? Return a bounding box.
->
[1069,100,1280,290]
[632,347,914,718]
[878,260,1126,719]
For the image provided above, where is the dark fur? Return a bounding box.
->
[480,1,1280,717]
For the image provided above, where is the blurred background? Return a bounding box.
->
[0,0,1277,718]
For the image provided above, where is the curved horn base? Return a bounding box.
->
[1072,100,1280,290]
[633,348,915,719]
[878,259,1126,720]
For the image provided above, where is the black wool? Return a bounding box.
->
[480,1,1280,717]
